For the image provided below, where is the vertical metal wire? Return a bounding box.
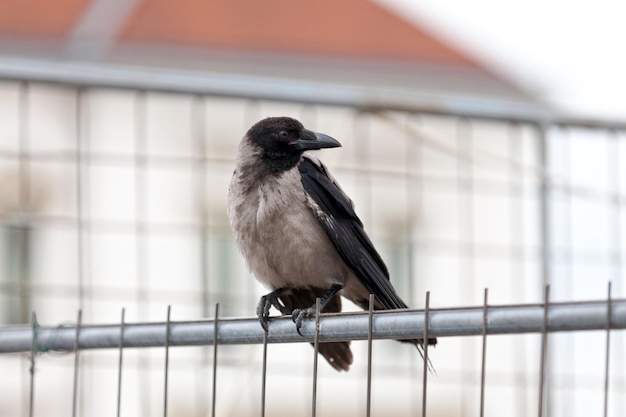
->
[134,91,150,417]
[603,282,612,417]
[163,305,171,417]
[193,95,210,318]
[510,122,529,417]
[28,311,37,417]
[18,81,31,325]
[456,116,475,293]
[75,88,86,309]
[559,127,574,417]
[74,88,87,417]
[607,131,621,288]
[536,125,552,417]
[134,91,148,307]
[456,118,474,412]
[606,130,621,417]
[479,288,488,417]
[366,293,375,417]
[404,113,422,305]
[211,303,219,417]
[406,113,423,417]
[116,308,125,417]
[71,309,83,417]
[421,291,430,417]
[537,125,551,290]
[538,285,550,417]
[18,80,33,417]
[261,328,268,417]
[609,130,625,415]
[192,95,211,417]
[312,297,321,417]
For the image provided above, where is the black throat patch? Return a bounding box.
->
[262,149,303,173]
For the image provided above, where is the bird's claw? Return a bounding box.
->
[256,295,273,332]
[257,292,288,332]
[292,307,316,336]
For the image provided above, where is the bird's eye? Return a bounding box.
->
[279,131,288,138]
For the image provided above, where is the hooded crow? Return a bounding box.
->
[227,116,436,371]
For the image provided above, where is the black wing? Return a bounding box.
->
[298,156,408,310]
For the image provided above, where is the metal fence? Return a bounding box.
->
[0,58,625,417]
[0,287,624,417]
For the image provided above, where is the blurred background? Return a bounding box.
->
[0,0,625,416]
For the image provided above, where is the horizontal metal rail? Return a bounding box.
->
[1,299,624,354]
[2,56,626,130]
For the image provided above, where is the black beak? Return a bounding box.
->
[295,129,342,151]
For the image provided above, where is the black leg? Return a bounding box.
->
[256,288,288,331]
[292,284,343,334]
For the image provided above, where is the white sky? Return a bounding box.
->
[380,0,626,119]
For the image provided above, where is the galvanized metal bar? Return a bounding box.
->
[2,58,626,130]
[2,299,626,354]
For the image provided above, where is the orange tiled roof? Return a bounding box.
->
[0,0,487,73]
[120,0,479,67]
[0,0,89,37]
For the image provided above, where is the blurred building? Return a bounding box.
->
[0,1,624,417]
[0,0,538,102]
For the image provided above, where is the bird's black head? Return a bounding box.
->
[245,117,341,172]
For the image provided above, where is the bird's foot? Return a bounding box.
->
[291,285,343,336]
[256,296,272,332]
[292,307,316,336]
[256,290,287,331]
